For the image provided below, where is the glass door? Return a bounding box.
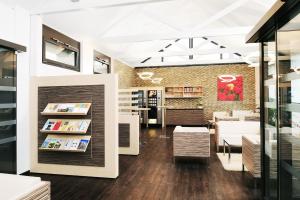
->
[0,47,16,174]
[278,13,300,199]
[263,40,278,199]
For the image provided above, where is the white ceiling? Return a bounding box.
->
[1,0,276,67]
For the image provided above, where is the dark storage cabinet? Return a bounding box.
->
[0,46,17,174]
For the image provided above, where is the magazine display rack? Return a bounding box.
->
[40,103,92,152]
[40,119,91,134]
[39,134,91,152]
[41,103,91,115]
[31,75,119,178]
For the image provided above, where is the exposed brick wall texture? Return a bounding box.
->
[113,60,135,89]
[134,64,256,121]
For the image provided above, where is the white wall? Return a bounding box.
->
[0,4,105,174]
[0,3,31,174]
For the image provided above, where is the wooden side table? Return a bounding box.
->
[173,126,210,159]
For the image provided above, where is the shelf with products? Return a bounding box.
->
[165,86,203,98]
[41,103,91,116]
[40,119,91,134]
[39,134,91,152]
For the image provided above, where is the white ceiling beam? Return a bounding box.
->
[31,0,176,15]
[131,58,245,67]
[98,26,253,43]
[120,46,258,60]
[188,0,249,33]
[252,0,272,8]
[97,6,140,37]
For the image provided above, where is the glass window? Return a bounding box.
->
[45,41,76,67]
[278,13,300,199]
[0,46,16,174]
[263,41,278,199]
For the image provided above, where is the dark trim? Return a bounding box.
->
[247,0,300,43]
[141,57,152,64]
[135,62,248,68]
[20,170,30,175]
[259,42,265,199]
[0,39,26,52]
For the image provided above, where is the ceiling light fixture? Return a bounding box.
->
[218,75,236,83]
[70,0,80,3]
[151,78,163,84]
[137,72,154,80]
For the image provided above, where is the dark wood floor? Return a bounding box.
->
[28,127,261,200]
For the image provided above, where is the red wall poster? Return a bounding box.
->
[217,75,243,101]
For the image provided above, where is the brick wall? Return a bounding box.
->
[134,64,256,121]
[113,59,135,89]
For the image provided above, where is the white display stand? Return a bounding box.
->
[30,74,119,178]
[119,114,140,155]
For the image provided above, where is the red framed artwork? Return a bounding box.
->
[217,75,243,101]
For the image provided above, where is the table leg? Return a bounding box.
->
[223,139,225,156]
[228,145,231,159]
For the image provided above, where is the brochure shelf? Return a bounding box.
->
[40,119,91,134]
[39,134,91,153]
[41,103,91,116]
[39,102,93,153]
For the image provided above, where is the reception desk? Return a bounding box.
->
[166,108,204,125]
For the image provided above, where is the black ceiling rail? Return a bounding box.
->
[0,39,26,52]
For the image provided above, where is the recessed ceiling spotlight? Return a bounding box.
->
[70,0,80,3]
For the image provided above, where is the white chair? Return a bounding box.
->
[232,110,254,120]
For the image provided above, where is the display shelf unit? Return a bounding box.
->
[39,134,91,153]
[39,103,92,153]
[165,86,203,98]
[119,89,140,114]
[41,103,91,116]
[40,119,91,134]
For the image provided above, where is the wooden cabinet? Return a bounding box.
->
[166,109,204,125]
[165,86,203,98]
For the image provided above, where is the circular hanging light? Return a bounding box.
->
[137,72,154,80]
[218,75,236,83]
[151,78,163,84]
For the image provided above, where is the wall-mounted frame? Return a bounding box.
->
[93,50,111,74]
[42,25,80,72]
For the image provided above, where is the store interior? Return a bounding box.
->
[0,0,299,199]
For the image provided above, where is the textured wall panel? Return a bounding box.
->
[38,85,105,167]
[166,109,204,125]
[119,123,130,147]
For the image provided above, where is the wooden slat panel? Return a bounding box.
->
[20,181,51,200]
[38,85,105,167]
[242,136,261,178]
[173,132,210,158]
[119,123,130,147]
[166,109,204,125]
